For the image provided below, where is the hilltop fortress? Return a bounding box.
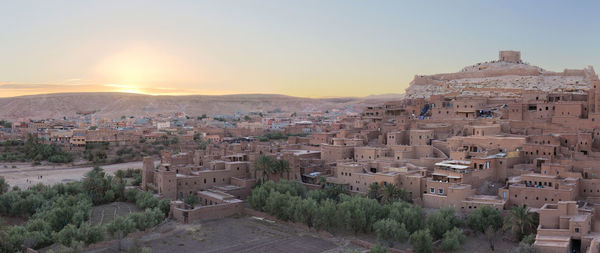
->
[406,51,598,98]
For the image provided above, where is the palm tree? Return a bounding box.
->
[253,155,275,183]
[381,184,398,204]
[115,170,125,180]
[367,182,381,200]
[318,176,327,188]
[504,205,536,240]
[274,159,291,180]
[380,183,409,204]
[91,166,104,176]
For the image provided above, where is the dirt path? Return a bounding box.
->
[0,160,158,189]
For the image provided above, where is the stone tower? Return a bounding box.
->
[499,51,521,63]
[141,156,154,190]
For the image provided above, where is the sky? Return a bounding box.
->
[1,0,600,98]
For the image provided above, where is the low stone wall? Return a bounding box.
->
[350,238,411,253]
[172,202,244,223]
[537,228,571,237]
[301,182,322,190]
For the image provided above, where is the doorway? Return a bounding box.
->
[571,238,581,253]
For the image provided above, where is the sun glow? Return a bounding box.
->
[104,84,144,94]
[94,45,198,95]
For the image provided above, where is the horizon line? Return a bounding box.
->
[0,91,406,100]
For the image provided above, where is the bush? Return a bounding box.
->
[388,201,424,233]
[135,191,159,209]
[439,227,466,252]
[105,216,136,237]
[369,244,388,253]
[248,180,437,240]
[521,233,536,245]
[129,208,165,231]
[0,167,167,251]
[425,207,461,239]
[467,206,502,233]
[337,195,387,234]
[53,223,104,247]
[374,218,409,247]
[511,242,538,253]
[184,194,198,207]
[410,229,433,253]
[265,191,294,221]
[314,198,336,231]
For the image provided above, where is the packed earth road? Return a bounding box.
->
[0,160,159,189]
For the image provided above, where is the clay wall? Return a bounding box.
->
[506,185,575,208]
[409,130,434,146]
[172,202,243,223]
[554,103,584,118]
[354,146,387,161]
[321,144,354,162]
[157,170,177,199]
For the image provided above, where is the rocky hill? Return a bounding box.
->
[405,51,599,98]
[0,92,404,120]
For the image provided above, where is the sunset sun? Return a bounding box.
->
[94,46,196,95]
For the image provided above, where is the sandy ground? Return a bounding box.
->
[86,216,360,253]
[0,160,158,189]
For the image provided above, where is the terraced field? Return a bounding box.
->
[89,202,141,225]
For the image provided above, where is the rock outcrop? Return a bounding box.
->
[405,51,598,98]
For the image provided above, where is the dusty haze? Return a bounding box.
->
[0,92,404,120]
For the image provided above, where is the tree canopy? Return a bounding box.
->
[0,167,168,252]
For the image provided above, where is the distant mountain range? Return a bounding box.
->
[0,92,404,120]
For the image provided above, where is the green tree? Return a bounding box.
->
[82,166,109,205]
[105,216,136,237]
[0,178,8,195]
[485,225,499,251]
[467,206,502,233]
[314,199,336,231]
[318,176,327,188]
[324,184,349,202]
[374,218,409,247]
[367,182,381,200]
[248,186,270,211]
[265,191,293,221]
[293,198,317,227]
[521,234,535,245]
[129,208,165,231]
[380,183,408,204]
[388,201,425,234]
[504,205,537,240]
[274,159,291,180]
[184,194,198,208]
[410,229,433,253]
[439,227,466,252]
[337,195,386,234]
[369,244,388,253]
[253,155,275,183]
[425,207,461,239]
[114,170,125,179]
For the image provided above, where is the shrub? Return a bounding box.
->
[410,229,433,253]
[439,227,466,252]
[374,218,409,247]
[425,207,461,239]
[369,244,388,253]
[467,206,502,233]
